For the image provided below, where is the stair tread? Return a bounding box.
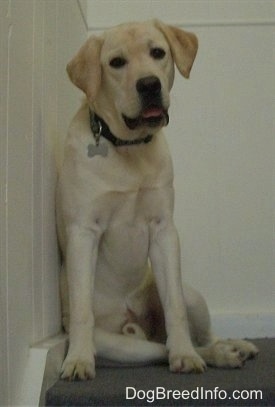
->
[46,338,275,406]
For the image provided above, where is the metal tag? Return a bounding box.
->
[87,143,108,158]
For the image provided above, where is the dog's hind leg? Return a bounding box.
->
[183,285,259,368]
[183,283,214,347]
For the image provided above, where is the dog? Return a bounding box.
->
[56,19,258,380]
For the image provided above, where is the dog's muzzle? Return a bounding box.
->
[123,76,169,130]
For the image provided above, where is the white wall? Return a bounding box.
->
[0,1,87,405]
[87,0,275,335]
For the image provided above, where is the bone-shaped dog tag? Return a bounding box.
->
[87,143,108,158]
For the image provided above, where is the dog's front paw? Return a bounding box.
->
[61,357,95,381]
[169,353,206,373]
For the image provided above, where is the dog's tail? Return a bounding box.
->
[94,328,168,365]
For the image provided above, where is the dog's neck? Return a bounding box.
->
[89,110,153,147]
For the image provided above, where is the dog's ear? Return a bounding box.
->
[67,35,103,101]
[155,20,198,78]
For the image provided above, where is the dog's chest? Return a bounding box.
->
[98,183,172,266]
[61,134,174,239]
[104,185,166,231]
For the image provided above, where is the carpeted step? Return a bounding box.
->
[46,338,275,406]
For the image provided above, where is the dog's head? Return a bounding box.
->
[67,20,198,140]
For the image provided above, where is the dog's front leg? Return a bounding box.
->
[61,225,99,380]
[149,220,206,373]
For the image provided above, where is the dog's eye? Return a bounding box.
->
[150,47,166,60]
[109,57,127,68]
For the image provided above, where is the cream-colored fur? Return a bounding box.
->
[57,20,258,380]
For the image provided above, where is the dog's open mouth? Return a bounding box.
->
[123,106,169,130]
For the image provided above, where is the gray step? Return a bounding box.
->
[46,338,275,406]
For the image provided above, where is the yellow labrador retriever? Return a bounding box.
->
[57,20,258,380]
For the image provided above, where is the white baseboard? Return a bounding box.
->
[211,312,275,339]
[18,334,67,407]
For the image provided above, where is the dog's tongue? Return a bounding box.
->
[142,107,163,118]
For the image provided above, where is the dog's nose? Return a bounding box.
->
[136,76,161,96]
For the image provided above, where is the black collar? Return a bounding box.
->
[89,110,153,147]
